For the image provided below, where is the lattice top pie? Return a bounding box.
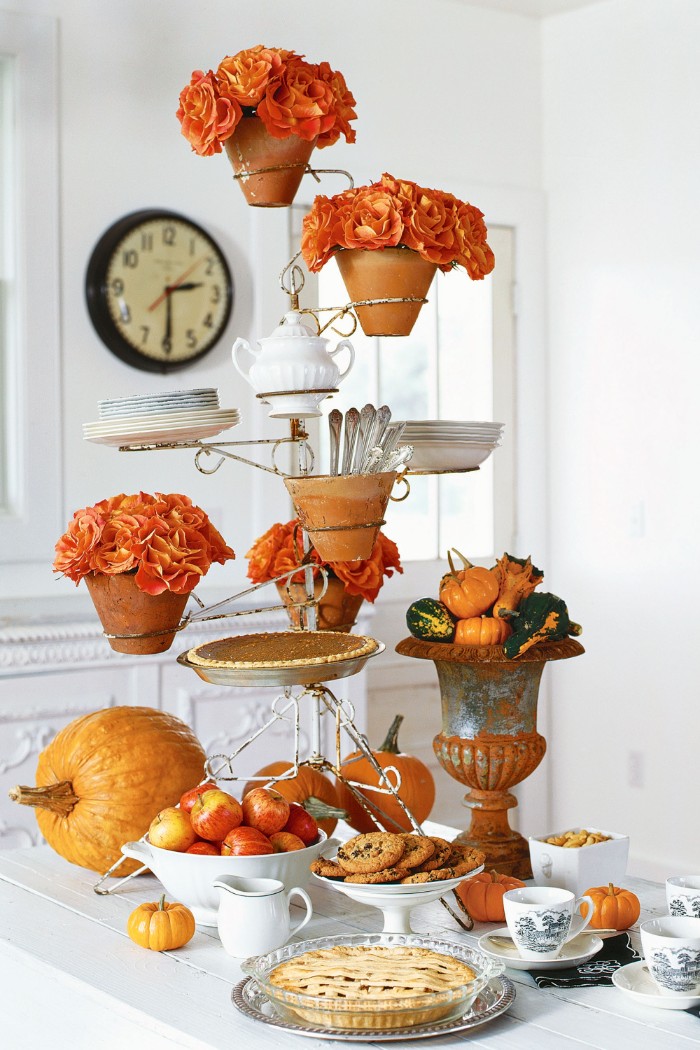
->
[187,631,378,669]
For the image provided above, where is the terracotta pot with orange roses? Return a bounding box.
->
[53,493,235,655]
[246,518,402,632]
[176,46,357,208]
[301,173,495,335]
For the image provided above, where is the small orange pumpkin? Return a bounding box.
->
[244,762,346,836]
[127,894,196,951]
[454,616,512,646]
[581,883,641,930]
[439,550,499,620]
[456,870,526,922]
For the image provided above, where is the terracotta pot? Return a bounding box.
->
[85,573,190,656]
[224,116,316,208]
[335,247,438,336]
[276,574,365,633]
[284,472,397,562]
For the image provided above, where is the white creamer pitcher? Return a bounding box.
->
[213,874,313,957]
[232,310,354,418]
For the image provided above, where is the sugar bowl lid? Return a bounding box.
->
[266,310,321,342]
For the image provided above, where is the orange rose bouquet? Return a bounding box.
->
[53,492,235,596]
[177,45,357,157]
[246,518,402,603]
[301,172,495,279]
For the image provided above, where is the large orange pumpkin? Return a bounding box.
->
[9,706,206,875]
[456,870,525,922]
[243,762,346,836]
[335,715,435,833]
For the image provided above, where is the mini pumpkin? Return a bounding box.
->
[439,550,499,620]
[581,883,641,931]
[454,615,512,647]
[127,894,196,951]
[456,869,526,922]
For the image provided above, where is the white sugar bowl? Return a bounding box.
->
[232,311,354,418]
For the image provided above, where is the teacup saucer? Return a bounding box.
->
[612,960,700,1010]
[478,928,603,970]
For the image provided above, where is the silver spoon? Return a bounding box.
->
[352,403,375,473]
[341,407,360,475]
[328,409,342,476]
[361,404,392,472]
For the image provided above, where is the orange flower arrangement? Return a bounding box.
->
[301,172,495,280]
[177,45,356,157]
[53,492,235,597]
[246,519,402,603]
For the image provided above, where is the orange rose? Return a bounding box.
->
[53,507,104,582]
[452,201,495,279]
[176,69,241,156]
[301,194,345,272]
[256,59,336,141]
[246,522,292,584]
[132,519,209,595]
[403,188,459,270]
[216,45,286,107]
[315,62,357,148]
[90,515,142,575]
[340,187,404,251]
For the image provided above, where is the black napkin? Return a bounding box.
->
[528,932,640,988]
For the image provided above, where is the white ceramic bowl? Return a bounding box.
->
[122,831,337,926]
[528,828,629,895]
[408,440,499,471]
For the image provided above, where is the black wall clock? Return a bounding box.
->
[85,209,234,373]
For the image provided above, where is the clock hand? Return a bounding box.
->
[162,292,173,355]
[147,259,204,311]
[169,282,204,292]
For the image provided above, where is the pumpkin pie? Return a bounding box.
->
[187,631,378,669]
[266,943,477,1029]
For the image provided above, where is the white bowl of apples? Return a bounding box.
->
[121,783,338,926]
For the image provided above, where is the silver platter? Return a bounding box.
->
[231,975,515,1042]
[176,641,385,687]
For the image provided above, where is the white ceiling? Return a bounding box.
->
[452,0,604,16]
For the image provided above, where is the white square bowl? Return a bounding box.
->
[528,828,629,895]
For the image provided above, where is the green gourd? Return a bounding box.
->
[406,598,456,642]
[503,591,582,659]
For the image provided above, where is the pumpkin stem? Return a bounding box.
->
[489,869,501,882]
[452,548,474,571]
[378,714,404,755]
[158,894,167,910]
[607,882,616,896]
[568,621,583,636]
[8,781,80,817]
[302,796,349,821]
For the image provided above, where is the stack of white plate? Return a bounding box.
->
[84,389,240,446]
[397,419,505,471]
[97,388,220,419]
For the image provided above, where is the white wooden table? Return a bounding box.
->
[1,843,698,1050]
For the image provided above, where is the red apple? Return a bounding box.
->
[179,781,217,814]
[241,787,290,836]
[148,807,197,852]
[190,789,243,842]
[269,831,306,853]
[221,826,274,857]
[185,840,221,856]
[282,802,320,846]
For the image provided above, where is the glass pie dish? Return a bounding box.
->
[241,933,504,1032]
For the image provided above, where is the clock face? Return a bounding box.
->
[86,210,234,372]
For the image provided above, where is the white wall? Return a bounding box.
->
[543,0,700,879]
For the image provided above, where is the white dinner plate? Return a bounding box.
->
[612,960,700,1010]
[478,928,604,970]
[399,419,504,429]
[98,387,218,406]
[84,419,241,446]
[83,410,239,433]
[402,432,503,442]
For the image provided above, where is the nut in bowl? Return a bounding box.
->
[529,827,629,896]
[121,830,335,927]
[240,933,503,1032]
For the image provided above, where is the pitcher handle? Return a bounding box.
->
[232,336,257,380]
[287,886,313,936]
[328,338,355,383]
[569,895,596,940]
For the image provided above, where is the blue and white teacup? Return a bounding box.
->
[641,917,700,996]
[666,876,700,918]
[503,886,595,961]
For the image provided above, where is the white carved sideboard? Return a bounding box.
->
[0,593,370,854]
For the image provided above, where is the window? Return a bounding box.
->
[290,207,516,568]
[0,12,60,584]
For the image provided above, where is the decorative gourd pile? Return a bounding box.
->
[406,550,582,659]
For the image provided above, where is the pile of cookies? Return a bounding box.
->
[311,831,485,885]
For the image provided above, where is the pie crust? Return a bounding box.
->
[266,944,477,1029]
[186,631,378,669]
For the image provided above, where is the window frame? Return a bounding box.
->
[0,12,61,580]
